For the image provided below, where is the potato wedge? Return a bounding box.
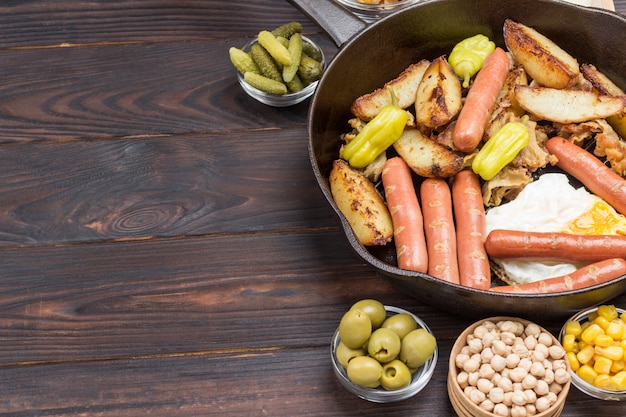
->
[514,85,626,124]
[329,159,393,246]
[351,59,430,121]
[503,19,579,89]
[484,64,528,140]
[415,56,462,129]
[581,63,626,138]
[393,128,464,178]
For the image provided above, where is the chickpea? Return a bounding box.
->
[477,377,494,394]
[489,386,505,403]
[518,357,532,372]
[511,404,527,417]
[512,343,530,359]
[548,344,565,360]
[529,361,546,378]
[481,347,495,363]
[510,366,528,383]
[554,368,570,385]
[457,371,469,389]
[468,371,480,386]
[501,331,516,345]
[535,396,551,412]
[506,353,521,369]
[474,324,490,339]
[468,338,484,354]
[525,323,541,338]
[534,379,549,396]
[522,374,537,390]
[497,376,513,392]
[524,335,537,350]
[538,332,553,347]
[503,391,514,406]
[492,339,508,356]
[511,390,527,406]
[493,403,509,416]
[469,387,486,404]
[543,368,555,384]
[549,381,563,395]
[525,403,536,416]
[524,389,537,405]
[455,352,470,369]
[491,354,507,372]
[480,399,495,412]
[552,359,567,372]
[463,357,480,373]
[479,363,496,380]
[483,331,497,348]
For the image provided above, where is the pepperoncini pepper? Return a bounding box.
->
[342,92,408,169]
[472,120,530,181]
[448,34,496,88]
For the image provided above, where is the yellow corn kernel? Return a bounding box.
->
[597,304,618,321]
[594,334,614,348]
[611,358,625,374]
[593,356,613,375]
[581,323,605,343]
[577,364,598,385]
[577,344,596,364]
[578,340,588,351]
[595,345,625,361]
[606,319,625,340]
[594,315,611,331]
[588,311,599,322]
[562,333,577,352]
[610,371,626,391]
[593,373,612,389]
[581,321,592,332]
[564,320,582,337]
[567,351,580,372]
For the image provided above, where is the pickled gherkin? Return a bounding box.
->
[271,21,302,39]
[283,33,303,83]
[244,72,288,95]
[228,47,259,75]
[249,43,282,82]
[298,53,323,82]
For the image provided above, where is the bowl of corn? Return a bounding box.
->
[559,305,626,400]
[229,22,325,107]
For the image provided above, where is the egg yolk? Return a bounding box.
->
[561,200,626,235]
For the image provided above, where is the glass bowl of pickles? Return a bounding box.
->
[229,22,325,107]
[559,305,626,401]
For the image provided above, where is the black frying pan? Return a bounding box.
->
[290,0,626,318]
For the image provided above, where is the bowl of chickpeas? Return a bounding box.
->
[331,299,438,402]
[333,0,419,22]
[449,317,570,417]
[559,305,626,401]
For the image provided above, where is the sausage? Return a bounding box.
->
[420,178,460,284]
[546,136,626,216]
[485,229,626,263]
[382,157,428,273]
[490,258,626,294]
[452,170,490,289]
[452,47,510,152]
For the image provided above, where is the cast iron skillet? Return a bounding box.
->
[289,0,626,319]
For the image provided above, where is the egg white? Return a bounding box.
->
[484,173,596,284]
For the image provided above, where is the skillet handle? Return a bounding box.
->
[287,0,367,47]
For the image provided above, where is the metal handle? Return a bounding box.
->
[286,0,367,47]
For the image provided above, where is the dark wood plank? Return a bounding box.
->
[1,309,624,416]
[0,128,337,245]
[0,37,336,143]
[0,0,323,47]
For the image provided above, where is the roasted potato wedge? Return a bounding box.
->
[514,85,626,124]
[484,64,528,140]
[351,59,430,121]
[393,128,464,178]
[415,56,462,129]
[581,63,626,138]
[329,159,393,246]
[503,19,579,89]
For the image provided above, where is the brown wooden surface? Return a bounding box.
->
[1,1,625,415]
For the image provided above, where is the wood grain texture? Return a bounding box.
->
[0,0,625,415]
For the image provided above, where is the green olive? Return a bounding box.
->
[350,299,386,329]
[381,359,412,390]
[336,341,366,368]
[339,309,372,349]
[367,327,401,363]
[381,313,418,340]
[346,356,382,388]
[400,328,437,369]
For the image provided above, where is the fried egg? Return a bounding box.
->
[485,173,626,284]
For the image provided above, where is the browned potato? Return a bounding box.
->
[581,63,626,138]
[393,128,464,178]
[503,19,579,89]
[414,56,462,129]
[484,64,529,140]
[514,85,626,124]
[351,60,430,121]
[329,159,393,246]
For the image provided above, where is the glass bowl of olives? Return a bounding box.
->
[234,34,325,107]
[330,300,438,402]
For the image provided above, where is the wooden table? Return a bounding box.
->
[1,1,624,415]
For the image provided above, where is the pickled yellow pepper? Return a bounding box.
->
[472,120,530,181]
[449,34,496,88]
[342,90,408,169]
